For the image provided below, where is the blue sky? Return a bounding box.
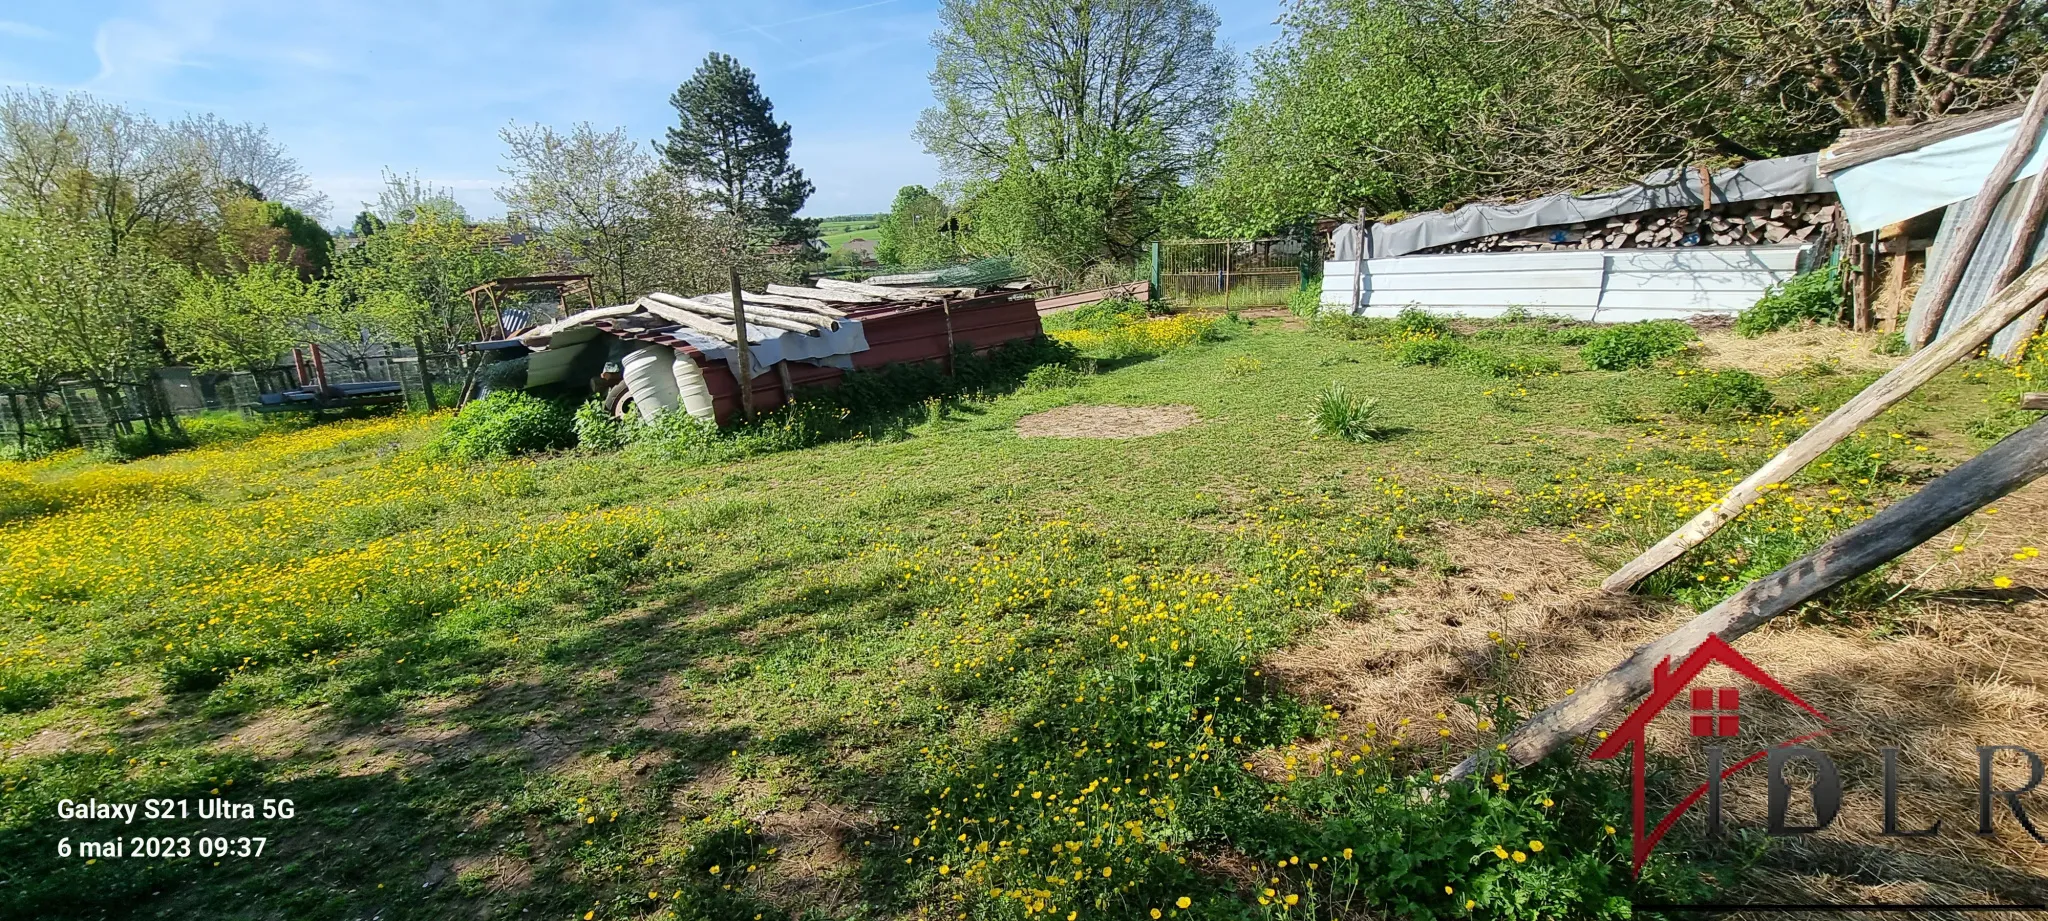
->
[0,1,1285,226]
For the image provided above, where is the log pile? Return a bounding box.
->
[1417,195,1840,254]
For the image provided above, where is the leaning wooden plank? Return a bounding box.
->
[1908,73,2048,348]
[634,298,741,342]
[1603,260,2048,592]
[1451,413,2048,782]
[517,303,644,347]
[768,282,881,304]
[740,292,849,317]
[662,294,827,336]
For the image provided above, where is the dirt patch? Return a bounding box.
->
[1694,327,1903,376]
[1015,405,1199,439]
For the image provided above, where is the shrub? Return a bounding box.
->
[1288,282,1324,319]
[1393,307,1452,337]
[1736,266,1843,336]
[1660,369,1775,419]
[1396,336,1466,366]
[1048,312,1220,359]
[1039,296,1157,333]
[1312,383,1388,442]
[1580,321,1696,370]
[430,391,575,461]
[572,398,632,452]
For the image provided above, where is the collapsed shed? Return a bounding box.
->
[468,278,1042,426]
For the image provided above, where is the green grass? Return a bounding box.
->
[0,318,2024,920]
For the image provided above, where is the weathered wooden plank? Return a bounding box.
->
[2024,392,2047,411]
[1450,413,2048,781]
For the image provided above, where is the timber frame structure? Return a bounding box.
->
[465,274,600,341]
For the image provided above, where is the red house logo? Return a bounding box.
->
[1587,634,1834,874]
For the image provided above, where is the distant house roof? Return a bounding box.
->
[839,238,877,255]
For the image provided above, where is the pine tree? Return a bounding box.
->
[662,53,816,245]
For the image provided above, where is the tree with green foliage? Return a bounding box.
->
[917,0,1231,272]
[0,214,175,391]
[1207,0,2047,236]
[164,257,322,372]
[661,53,816,245]
[875,185,954,266]
[324,204,532,352]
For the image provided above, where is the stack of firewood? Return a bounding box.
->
[1417,194,1840,254]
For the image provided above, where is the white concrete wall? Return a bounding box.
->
[1321,245,1807,323]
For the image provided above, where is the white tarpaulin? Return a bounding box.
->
[1827,115,2048,232]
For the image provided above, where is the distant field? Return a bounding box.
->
[819,219,881,252]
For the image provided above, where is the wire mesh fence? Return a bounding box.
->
[0,350,466,454]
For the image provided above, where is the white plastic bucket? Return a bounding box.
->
[671,353,717,422]
[620,345,681,422]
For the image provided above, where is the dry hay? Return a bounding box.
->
[1266,506,2048,906]
[1015,404,1198,439]
[1694,327,1904,376]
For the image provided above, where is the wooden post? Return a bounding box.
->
[1849,233,1874,332]
[1883,235,1907,330]
[412,335,439,412]
[1908,73,2048,348]
[7,392,25,454]
[1992,173,2048,362]
[941,298,958,375]
[729,267,755,421]
[2023,392,2047,411]
[1602,259,2048,593]
[1350,207,1367,315]
[1452,412,2048,781]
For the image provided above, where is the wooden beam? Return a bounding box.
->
[1991,173,2048,362]
[2024,393,2047,411]
[1907,73,2048,348]
[1451,413,2048,781]
[1602,260,2048,593]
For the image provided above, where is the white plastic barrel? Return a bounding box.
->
[671,352,717,422]
[620,345,681,422]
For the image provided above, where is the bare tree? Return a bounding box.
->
[496,122,653,304]
[178,113,329,218]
